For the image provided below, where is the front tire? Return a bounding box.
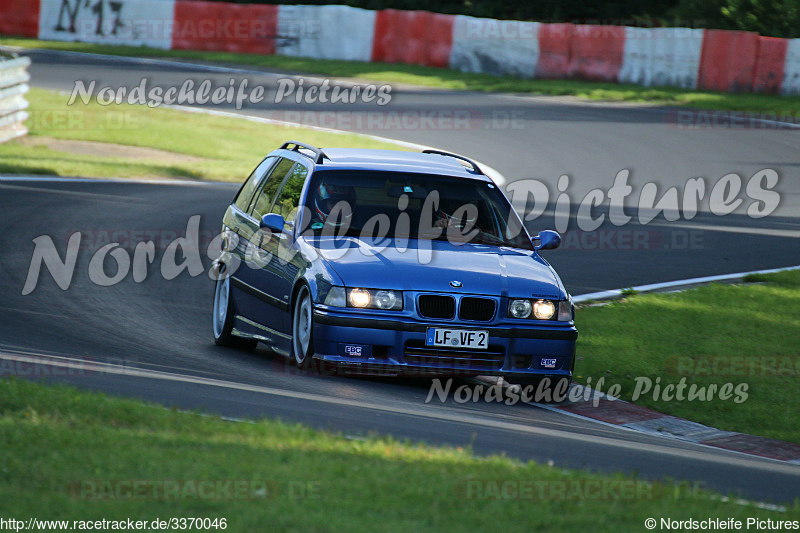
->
[212,271,257,350]
[292,285,314,369]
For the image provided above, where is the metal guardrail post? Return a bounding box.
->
[0,51,31,144]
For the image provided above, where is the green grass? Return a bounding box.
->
[576,269,800,443]
[1,377,797,529]
[0,87,401,180]
[3,37,800,113]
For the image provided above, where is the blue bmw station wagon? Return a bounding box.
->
[213,141,577,387]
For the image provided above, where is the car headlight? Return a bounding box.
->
[345,288,403,310]
[508,298,572,321]
[349,288,371,308]
[533,299,556,320]
[509,299,532,319]
[374,290,399,310]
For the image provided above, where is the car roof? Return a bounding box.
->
[277,147,492,182]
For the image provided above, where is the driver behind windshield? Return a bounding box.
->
[311,180,356,229]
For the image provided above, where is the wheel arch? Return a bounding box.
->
[290,256,344,314]
[291,278,312,317]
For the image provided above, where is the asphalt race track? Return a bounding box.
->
[1,49,799,503]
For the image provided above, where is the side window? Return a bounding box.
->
[233,157,275,212]
[273,164,309,221]
[249,158,296,220]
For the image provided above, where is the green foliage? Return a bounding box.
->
[672,0,800,37]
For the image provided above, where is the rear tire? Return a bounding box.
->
[292,285,315,370]
[212,271,257,351]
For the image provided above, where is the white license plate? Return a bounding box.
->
[426,328,489,350]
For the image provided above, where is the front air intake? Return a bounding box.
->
[459,297,496,321]
[417,295,455,319]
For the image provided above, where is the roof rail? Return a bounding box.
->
[280,140,328,164]
[421,149,484,175]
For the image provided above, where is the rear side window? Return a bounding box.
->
[272,163,309,221]
[249,158,296,220]
[234,157,275,212]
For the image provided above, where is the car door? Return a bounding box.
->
[224,156,276,310]
[223,156,276,246]
[269,162,311,336]
[232,157,297,340]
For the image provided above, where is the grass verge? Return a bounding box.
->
[1,377,798,528]
[576,269,800,444]
[0,87,401,180]
[3,37,800,114]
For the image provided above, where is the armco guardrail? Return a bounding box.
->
[0,51,31,144]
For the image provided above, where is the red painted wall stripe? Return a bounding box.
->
[371,9,455,68]
[752,36,788,94]
[698,30,759,92]
[536,23,574,79]
[567,24,626,82]
[0,0,40,38]
[172,1,278,55]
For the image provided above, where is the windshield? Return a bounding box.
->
[301,171,532,250]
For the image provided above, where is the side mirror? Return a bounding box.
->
[534,230,561,251]
[260,213,285,233]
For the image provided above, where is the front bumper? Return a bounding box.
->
[311,306,577,378]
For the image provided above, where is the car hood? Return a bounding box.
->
[306,237,564,299]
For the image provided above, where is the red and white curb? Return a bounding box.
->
[476,378,800,464]
[549,385,800,464]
